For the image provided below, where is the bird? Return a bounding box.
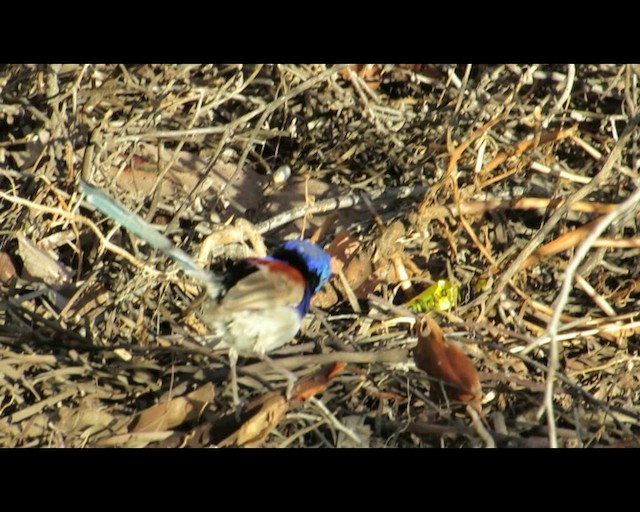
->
[196,239,332,407]
[80,180,332,408]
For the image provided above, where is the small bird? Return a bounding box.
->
[79,180,332,407]
[197,239,332,406]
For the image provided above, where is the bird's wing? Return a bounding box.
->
[219,260,306,312]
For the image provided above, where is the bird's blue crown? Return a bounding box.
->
[275,239,332,293]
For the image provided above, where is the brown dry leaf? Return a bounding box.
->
[107,147,347,236]
[104,148,269,213]
[95,431,174,448]
[113,166,159,199]
[211,361,348,447]
[343,251,372,288]
[0,251,17,283]
[397,64,445,79]
[17,232,73,288]
[123,148,339,237]
[338,64,384,90]
[131,382,215,433]
[197,363,344,446]
[347,251,379,300]
[313,230,366,308]
[56,403,117,439]
[311,282,339,309]
[376,220,406,259]
[325,230,360,268]
[372,256,401,284]
[353,277,380,300]
[196,218,267,266]
[413,315,482,412]
[375,221,412,291]
[217,392,289,448]
[328,229,377,299]
[290,362,346,402]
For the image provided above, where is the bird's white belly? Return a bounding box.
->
[208,307,302,357]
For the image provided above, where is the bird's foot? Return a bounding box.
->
[262,354,298,401]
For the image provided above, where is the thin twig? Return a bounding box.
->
[0,187,160,277]
[539,181,640,448]
[78,180,222,300]
[466,405,495,448]
[219,65,347,203]
[254,185,428,234]
[308,396,362,445]
[543,64,576,127]
[486,111,640,313]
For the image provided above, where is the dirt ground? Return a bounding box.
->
[1,64,639,447]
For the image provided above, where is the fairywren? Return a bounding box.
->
[197,239,332,405]
[199,239,331,356]
[80,180,332,407]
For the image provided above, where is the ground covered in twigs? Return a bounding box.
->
[1,64,639,448]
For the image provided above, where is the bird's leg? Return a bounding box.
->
[260,354,298,400]
[228,347,243,420]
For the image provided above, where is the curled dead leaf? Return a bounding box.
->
[326,230,361,267]
[311,281,339,308]
[290,362,346,402]
[131,382,215,433]
[57,406,117,438]
[215,363,345,447]
[413,315,482,412]
[376,221,406,259]
[217,392,289,448]
[0,252,17,283]
[338,64,384,90]
[95,431,174,448]
[312,230,365,308]
[17,232,73,288]
[344,251,377,300]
